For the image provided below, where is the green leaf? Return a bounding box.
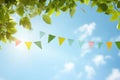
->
[61,6,68,12]
[80,0,84,3]
[7,28,17,34]
[99,3,108,11]
[1,35,7,43]
[117,23,120,30]
[84,0,90,5]
[0,0,4,4]
[19,0,28,5]
[16,4,24,16]
[110,12,119,21]
[42,15,51,24]
[8,36,16,41]
[47,9,55,16]
[117,1,120,8]
[105,9,112,15]
[70,7,76,17]
[29,8,42,18]
[97,7,103,13]
[91,2,96,7]
[20,17,32,30]
[56,10,61,16]
[7,21,17,28]
[9,10,15,14]
[29,11,38,18]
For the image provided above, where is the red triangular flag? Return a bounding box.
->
[89,41,94,48]
[15,39,21,46]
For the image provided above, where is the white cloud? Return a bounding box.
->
[105,55,111,59]
[106,69,120,80]
[80,43,91,57]
[93,55,111,67]
[93,55,106,66]
[110,36,120,42]
[115,36,120,41]
[77,72,83,79]
[85,65,95,79]
[74,22,100,57]
[91,37,102,42]
[53,62,75,80]
[80,36,102,57]
[61,62,75,73]
[118,52,120,57]
[74,22,96,40]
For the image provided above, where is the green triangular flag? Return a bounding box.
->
[98,42,103,49]
[68,39,74,46]
[40,31,45,39]
[0,45,2,50]
[48,34,56,43]
[79,41,84,47]
[115,41,120,50]
[34,41,42,49]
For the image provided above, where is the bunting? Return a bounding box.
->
[58,37,65,46]
[106,42,112,50]
[40,31,45,39]
[68,39,74,46]
[48,34,55,43]
[25,42,32,50]
[0,31,119,51]
[89,41,94,48]
[0,45,2,50]
[98,42,103,49]
[79,41,84,47]
[115,42,120,50]
[15,39,21,46]
[34,41,42,49]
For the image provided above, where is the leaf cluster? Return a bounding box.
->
[0,0,120,42]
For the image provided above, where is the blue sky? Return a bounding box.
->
[0,3,120,80]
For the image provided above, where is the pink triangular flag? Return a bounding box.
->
[89,41,94,48]
[15,39,21,46]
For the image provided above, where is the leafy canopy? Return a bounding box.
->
[0,0,120,43]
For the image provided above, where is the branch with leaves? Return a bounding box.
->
[0,0,120,43]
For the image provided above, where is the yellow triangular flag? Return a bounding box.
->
[25,42,32,50]
[106,42,112,50]
[58,37,65,46]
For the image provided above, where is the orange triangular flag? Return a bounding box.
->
[106,42,112,50]
[15,39,21,46]
[58,37,65,46]
[25,42,32,50]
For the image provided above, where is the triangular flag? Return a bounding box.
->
[115,41,120,50]
[68,39,74,46]
[98,42,103,49]
[89,41,94,48]
[0,45,2,50]
[58,37,66,46]
[48,34,56,43]
[40,31,45,39]
[25,42,32,50]
[106,42,112,50]
[34,41,42,49]
[81,8,86,13]
[15,39,21,46]
[79,41,84,47]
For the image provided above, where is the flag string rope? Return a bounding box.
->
[0,31,119,50]
[13,31,120,50]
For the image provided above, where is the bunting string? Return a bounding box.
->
[6,31,120,50]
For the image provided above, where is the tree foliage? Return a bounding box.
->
[0,0,120,42]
